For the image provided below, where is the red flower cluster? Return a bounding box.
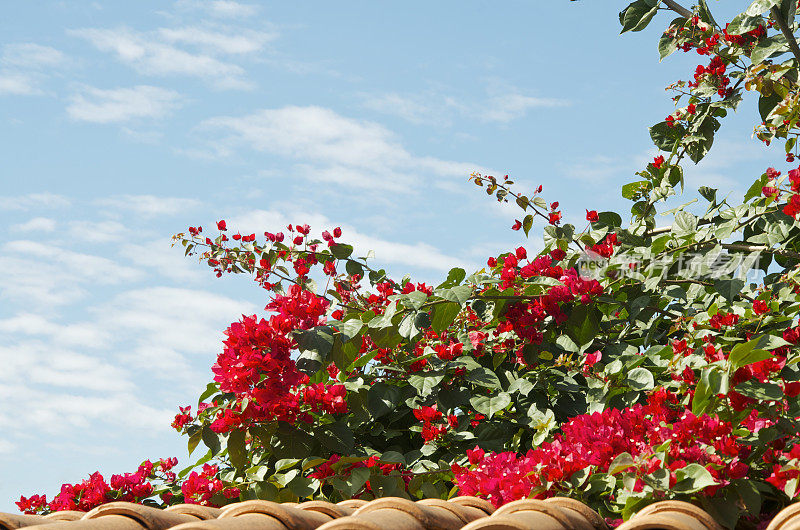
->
[18,459,177,514]
[453,392,750,506]
[783,167,800,218]
[414,405,447,442]
[181,464,224,506]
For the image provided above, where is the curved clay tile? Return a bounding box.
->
[616,513,708,530]
[631,501,723,530]
[544,497,609,530]
[316,516,383,530]
[0,512,48,529]
[417,498,484,524]
[767,503,800,530]
[459,515,532,530]
[43,510,85,521]
[336,500,368,510]
[296,500,353,518]
[24,514,146,529]
[165,504,223,520]
[218,500,332,529]
[490,500,573,530]
[448,497,495,516]
[353,496,461,529]
[82,501,196,529]
[171,513,289,529]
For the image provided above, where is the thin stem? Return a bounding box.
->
[662,0,693,19]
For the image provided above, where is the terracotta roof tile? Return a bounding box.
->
[4,498,800,529]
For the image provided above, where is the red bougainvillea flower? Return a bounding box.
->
[511,219,522,231]
[586,210,599,223]
[216,220,227,231]
[652,155,665,169]
[753,299,769,315]
[548,211,562,225]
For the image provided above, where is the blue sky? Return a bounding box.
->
[0,1,777,510]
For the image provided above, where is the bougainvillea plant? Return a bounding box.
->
[18,1,800,528]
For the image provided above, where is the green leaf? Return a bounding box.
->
[746,0,781,17]
[317,421,354,453]
[431,302,460,333]
[331,243,354,260]
[608,452,635,474]
[345,259,363,278]
[467,367,502,389]
[408,371,445,397]
[367,383,401,418]
[730,339,772,371]
[726,12,763,35]
[622,181,649,200]
[751,33,789,64]
[619,0,659,33]
[198,383,218,406]
[693,367,727,415]
[626,367,655,391]
[187,429,202,456]
[227,429,247,470]
[714,278,745,302]
[435,285,472,307]
[401,290,428,311]
[735,380,783,400]
[399,313,420,340]
[673,463,718,493]
[566,305,600,347]
[469,392,511,419]
[438,267,466,288]
[201,426,221,456]
[523,214,534,236]
[650,121,685,152]
[698,186,717,203]
[673,210,697,237]
[339,319,363,342]
[658,30,679,61]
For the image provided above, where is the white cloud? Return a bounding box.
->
[199,105,486,191]
[118,238,206,283]
[0,43,67,97]
[361,86,569,125]
[480,93,569,123]
[0,71,40,96]
[70,27,259,90]
[11,217,56,232]
[96,195,201,217]
[67,220,128,243]
[0,192,70,211]
[2,43,66,69]
[67,85,182,123]
[158,27,275,54]
[175,0,259,18]
[362,93,435,125]
[0,240,143,310]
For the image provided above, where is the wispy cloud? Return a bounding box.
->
[175,0,260,19]
[198,105,486,191]
[361,85,569,126]
[158,26,275,54]
[2,43,66,69]
[0,192,70,211]
[0,71,41,96]
[11,217,57,232]
[96,195,202,217]
[69,26,268,90]
[0,43,67,96]
[67,85,182,123]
